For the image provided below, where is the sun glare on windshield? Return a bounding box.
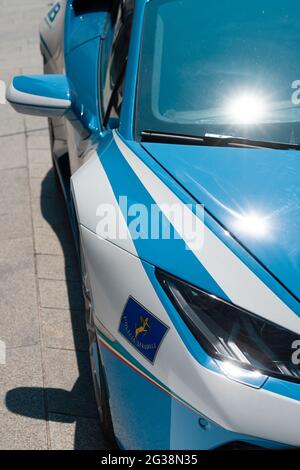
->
[226,93,267,125]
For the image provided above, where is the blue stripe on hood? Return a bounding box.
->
[143,143,300,303]
[98,139,229,301]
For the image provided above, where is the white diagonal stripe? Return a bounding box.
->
[114,131,300,334]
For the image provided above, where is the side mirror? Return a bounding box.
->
[6,75,71,118]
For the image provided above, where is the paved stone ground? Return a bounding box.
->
[0,0,107,449]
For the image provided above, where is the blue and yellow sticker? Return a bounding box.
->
[119,297,169,364]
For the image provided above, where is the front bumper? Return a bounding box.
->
[81,226,300,450]
[97,330,297,450]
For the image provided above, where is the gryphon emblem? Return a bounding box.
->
[135,317,150,339]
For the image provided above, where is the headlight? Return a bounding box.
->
[157,269,300,383]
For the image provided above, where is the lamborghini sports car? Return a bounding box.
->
[6,0,300,450]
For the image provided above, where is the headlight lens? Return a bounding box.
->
[157,269,300,383]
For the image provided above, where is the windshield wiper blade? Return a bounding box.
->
[142,130,207,146]
[141,130,300,151]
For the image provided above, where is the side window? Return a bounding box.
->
[101,2,133,127]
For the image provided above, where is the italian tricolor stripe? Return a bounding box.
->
[97,330,201,416]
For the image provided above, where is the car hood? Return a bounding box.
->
[143,143,300,301]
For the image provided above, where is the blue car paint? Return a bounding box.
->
[98,137,229,301]
[98,136,300,399]
[94,132,300,412]
[264,376,300,403]
[38,0,300,449]
[117,136,300,319]
[98,330,289,450]
[143,142,300,303]
[13,75,70,101]
[142,260,269,390]
[98,5,118,125]
[113,0,300,318]
[65,37,101,132]
[119,0,147,140]
[144,260,300,403]
[64,0,109,55]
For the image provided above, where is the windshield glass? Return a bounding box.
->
[136,0,300,145]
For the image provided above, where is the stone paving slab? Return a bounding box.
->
[39,279,85,311]
[0,238,40,348]
[0,168,32,241]
[0,134,27,171]
[30,172,59,200]
[37,254,81,282]
[34,225,76,258]
[0,410,48,450]
[44,348,98,419]
[48,414,106,450]
[0,0,107,449]
[41,307,88,352]
[1,345,44,411]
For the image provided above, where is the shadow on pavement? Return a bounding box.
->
[6,168,109,450]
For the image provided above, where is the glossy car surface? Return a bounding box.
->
[6,0,300,450]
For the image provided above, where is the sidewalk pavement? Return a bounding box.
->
[0,0,107,449]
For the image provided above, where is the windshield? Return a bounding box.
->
[136,0,300,145]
